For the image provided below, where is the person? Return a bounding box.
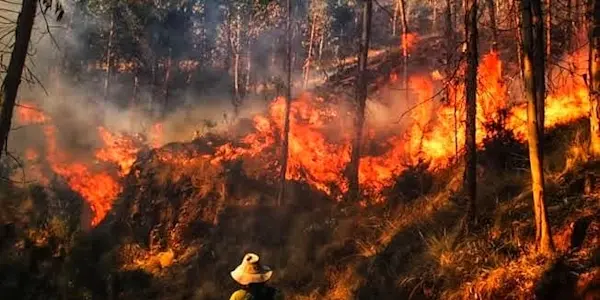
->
[229,253,284,300]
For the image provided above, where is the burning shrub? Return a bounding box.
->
[480,108,528,172]
[386,159,434,204]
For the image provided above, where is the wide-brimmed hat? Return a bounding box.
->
[230,253,273,285]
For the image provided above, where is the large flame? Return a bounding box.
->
[13,48,591,224]
[16,103,146,226]
[211,50,590,201]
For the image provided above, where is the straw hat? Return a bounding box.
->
[230,253,273,285]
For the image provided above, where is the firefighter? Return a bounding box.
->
[229,253,284,300]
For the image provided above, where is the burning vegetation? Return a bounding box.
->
[0,0,599,299]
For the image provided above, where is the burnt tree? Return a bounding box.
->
[348,0,372,202]
[464,0,478,226]
[0,0,38,161]
[487,0,498,50]
[546,0,551,57]
[278,0,293,205]
[521,0,554,255]
[103,9,115,102]
[590,0,600,156]
[399,0,409,102]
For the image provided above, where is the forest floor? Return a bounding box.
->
[0,117,598,300]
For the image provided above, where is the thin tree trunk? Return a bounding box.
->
[103,13,115,102]
[575,0,581,29]
[233,12,242,116]
[568,0,573,51]
[393,0,399,36]
[303,12,317,88]
[399,0,409,102]
[348,0,373,202]
[278,0,293,206]
[546,0,551,58]
[162,48,172,118]
[521,0,554,255]
[514,0,525,83]
[465,0,478,227]
[589,0,600,156]
[132,74,138,108]
[446,0,458,157]
[432,0,437,31]
[318,30,325,63]
[0,0,37,160]
[532,0,545,133]
[130,74,138,130]
[245,35,252,95]
[150,58,157,115]
[487,0,498,50]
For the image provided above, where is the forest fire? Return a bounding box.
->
[16,103,147,226]
[14,49,590,225]
[211,50,590,201]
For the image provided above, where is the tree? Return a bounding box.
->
[486,0,498,50]
[589,0,600,156]
[464,0,478,226]
[399,0,409,103]
[545,0,551,57]
[348,0,372,202]
[103,9,115,102]
[520,0,554,255]
[0,0,39,161]
[278,0,293,206]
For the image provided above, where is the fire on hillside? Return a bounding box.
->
[15,50,589,227]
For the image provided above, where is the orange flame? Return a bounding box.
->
[16,104,47,124]
[25,148,39,161]
[211,50,590,202]
[15,104,137,226]
[95,127,139,176]
[12,47,592,216]
[401,32,418,53]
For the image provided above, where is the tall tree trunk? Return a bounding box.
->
[233,12,242,117]
[575,0,581,29]
[318,30,325,63]
[393,0,399,36]
[568,0,573,51]
[521,0,554,255]
[303,12,317,88]
[245,34,252,95]
[486,0,498,50]
[278,0,293,206]
[446,0,458,157]
[532,0,545,133]
[132,74,138,109]
[432,0,437,31]
[589,0,600,156]
[447,0,455,33]
[348,0,373,202]
[150,57,157,115]
[399,0,409,102]
[546,0,551,58]
[464,0,478,227]
[0,0,37,160]
[514,0,525,83]
[103,12,115,102]
[162,48,172,118]
[245,7,253,95]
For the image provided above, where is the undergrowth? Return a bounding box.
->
[0,121,598,300]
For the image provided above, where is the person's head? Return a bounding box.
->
[230,253,273,286]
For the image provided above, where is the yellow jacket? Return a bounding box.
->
[229,287,284,300]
